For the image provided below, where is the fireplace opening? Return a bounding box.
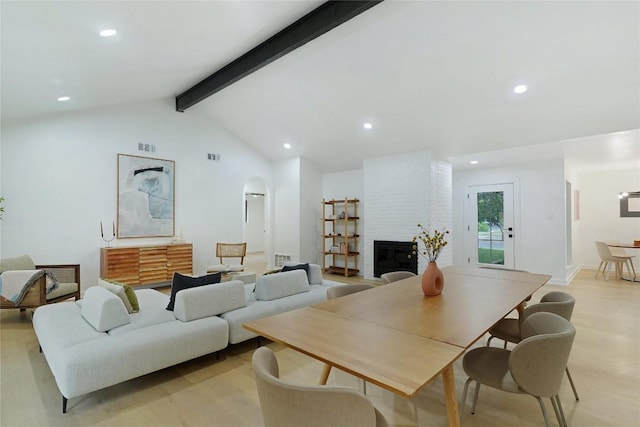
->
[373,240,418,278]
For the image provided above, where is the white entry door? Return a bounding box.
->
[467,184,515,269]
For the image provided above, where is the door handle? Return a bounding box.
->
[508,227,514,238]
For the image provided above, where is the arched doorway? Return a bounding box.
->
[243,178,269,259]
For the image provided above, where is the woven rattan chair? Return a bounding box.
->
[462,312,576,427]
[0,255,80,310]
[252,347,388,427]
[207,243,247,273]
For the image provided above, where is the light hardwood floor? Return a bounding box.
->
[1,254,638,426]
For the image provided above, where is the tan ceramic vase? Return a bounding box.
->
[422,261,444,296]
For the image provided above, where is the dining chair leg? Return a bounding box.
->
[533,396,552,427]
[553,395,568,427]
[625,259,637,281]
[460,377,473,412]
[550,395,562,427]
[566,366,579,401]
[603,261,610,280]
[595,261,605,278]
[471,381,481,414]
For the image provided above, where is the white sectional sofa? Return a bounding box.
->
[32,265,341,413]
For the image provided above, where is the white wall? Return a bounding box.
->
[272,158,300,264]
[453,159,568,283]
[575,168,640,269]
[299,158,322,265]
[0,99,273,289]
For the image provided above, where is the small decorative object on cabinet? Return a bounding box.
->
[100,243,192,288]
[322,198,360,277]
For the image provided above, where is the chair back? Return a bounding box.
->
[216,242,247,264]
[523,291,575,324]
[595,241,617,261]
[252,347,387,427]
[510,312,576,398]
[380,271,416,284]
[327,284,374,300]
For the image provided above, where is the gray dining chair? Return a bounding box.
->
[380,271,416,284]
[252,347,388,427]
[487,291,579,401]
[462,312,576,427]
[322,284,375,391]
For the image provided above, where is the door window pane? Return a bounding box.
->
[477,191,504,265]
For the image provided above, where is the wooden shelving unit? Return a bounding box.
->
[321,198,359,277]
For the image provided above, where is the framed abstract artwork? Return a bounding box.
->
[117,154,175,238]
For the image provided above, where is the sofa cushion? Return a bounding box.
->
[174,280,246,322]
[0,255,36,273]
[99,278,139,312]
[284,262,323,285]
[107,289,175,336]
[254,269,310,301]
[166,272,221,311]
[81,286,130,332]
[98,279,136,313]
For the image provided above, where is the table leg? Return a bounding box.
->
[442,364,460,427]
[516,302,526,318]
[319,363,332,385]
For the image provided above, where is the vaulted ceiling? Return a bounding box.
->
[2,1,638,172]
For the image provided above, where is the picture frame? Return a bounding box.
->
[117,154,175,238]
[620,191,640,218]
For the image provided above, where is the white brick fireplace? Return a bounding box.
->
[363,150,452,279]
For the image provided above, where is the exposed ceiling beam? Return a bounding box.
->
[175,0,383,112]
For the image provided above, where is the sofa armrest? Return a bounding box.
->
[174,280,246,322]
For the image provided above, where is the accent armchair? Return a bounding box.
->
[0,255,80,310]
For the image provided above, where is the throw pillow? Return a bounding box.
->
[280,263,310,282]
[98,279,135,313]
[100,278,140,313]
[166,272,221,311]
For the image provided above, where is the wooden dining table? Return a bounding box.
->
[243,266,551,427]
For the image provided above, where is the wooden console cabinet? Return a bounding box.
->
[100,243,193,287]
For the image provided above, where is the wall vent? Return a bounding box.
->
[274,254,291,267]
[207,153,221,161]
[138,143,156,153]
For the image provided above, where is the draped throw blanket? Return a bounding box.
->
[0,270,59,306]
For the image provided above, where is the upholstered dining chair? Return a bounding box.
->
[380,271,416,284]
[461,312,576,427]
[321,284,375,391]
[252,347,388,427]
[487,291,579,401]
[594,241,635,280]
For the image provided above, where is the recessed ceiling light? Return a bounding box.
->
[513,85,527,94]
[100,29,117,37]
[57,96,70,102]
[363,122,373,130]
[283,143,291,149]
[469,160,479,165]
